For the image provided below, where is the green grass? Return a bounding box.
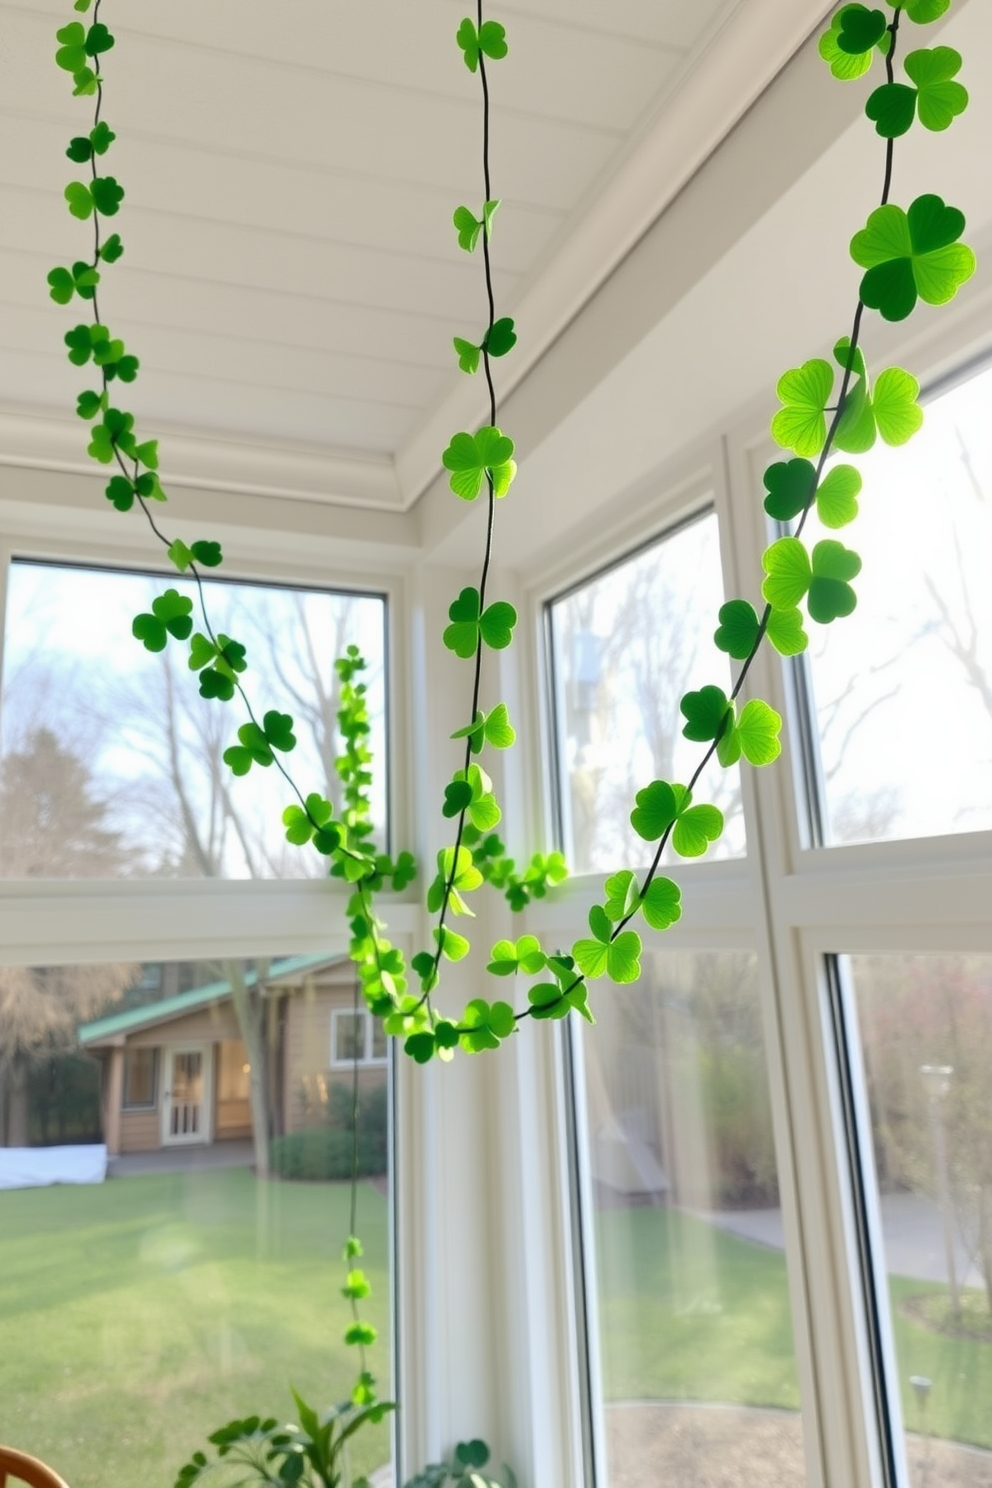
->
[594,1207,801,1410]
[595,1206,992,1454]
[0,1169,391,1488]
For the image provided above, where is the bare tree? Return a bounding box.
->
[0,728,137,1144]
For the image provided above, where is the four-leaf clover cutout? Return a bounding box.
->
[851,193,975,321]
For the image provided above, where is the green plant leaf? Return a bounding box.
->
[190,540,223,568]
[771,359,834,456]
[865,80,917,137]
[671,802,724,858]
[904,0,950,22]
[815,463,861,527]
[55,21,87,73]
[851,194,975,321]
[735,698,783,766]
[762,458,817,522]
[84,21,115,55]
[168,538,194,572]
[641,876,682,931]
[762,537,811,610]
[483,317,516,357]
[453,205,482,252]
[766,606,808,656]
[836,4,888,55]
[263,710,296,753]
[680,685,731,743]
[483,702,515,748]
[630,780,678,842]
[456,17,481,70]
[453,337,480,374]
[479,19,508,60]
[443,586,481,658]
[479,600,517,650]
[604,869,639,922]
[64,181,93,220]
[443,779,474,818]
[105,475,133,511]
[46,267,75,304]
[808,539,862,622]
[871,366,924,444]
[714,599,760,660]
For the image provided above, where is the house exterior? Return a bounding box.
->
[78,955,387,1156]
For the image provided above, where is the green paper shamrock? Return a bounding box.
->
[630,780,678,842]
[603,869,639,922]
[837,5,888,56]
[818,5,889,80]
[717,698,783,769]
[442,426,516,500]
[762,537,862,622]
[453,205,483,253]
[100,234,124,263]
[456,17,508,73]
[904,0,950,21]
[766,606,808,656]
[680,685,732,743]
[453,337,480,374]
[851,194,975,321]
[714,600,760,660]
[669,786,724,859]
[483,317,516,357]
[641,876,682,931]
[763,458,817,521]
[815,464,861,528]
[867,48,967,137]
[442,587,518,657]
[573,905,642,984]
[771,359,833,456]
[131,590,194,652]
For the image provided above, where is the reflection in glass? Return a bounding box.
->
[800,362,992,845]
[548,512,745,875]
[575,951,804,1487]
[0,954,392,1488]
[0,561,387,878]
[848,952,992,1487]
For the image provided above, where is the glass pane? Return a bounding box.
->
[0,561,387,878]
[123,1048,157,1108]
[0,953,393,1487]
[334,1011,364,1064]
[575,950,805,1487]
[799,363,992,845]
[847,951,992,1485]
[549,512,745,876]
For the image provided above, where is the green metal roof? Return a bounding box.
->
[78,953,341,1045]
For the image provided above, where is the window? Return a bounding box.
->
[122,1047,156,1109]
[570,950,806,1488]
[331,1007,388,1067]
[0,954,394,1488]
[0,561,387,878]
[547,510,745,875]
[794,360,992,847]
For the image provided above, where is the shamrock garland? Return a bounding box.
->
[49,2,976,1070]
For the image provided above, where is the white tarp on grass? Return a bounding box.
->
[0,1144,107,1189]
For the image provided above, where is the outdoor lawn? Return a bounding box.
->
[4,1179,992,1488]
[595,1206,992,1454]
[0,1168,391,1488]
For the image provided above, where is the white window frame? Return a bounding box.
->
[330,1006,388,1070]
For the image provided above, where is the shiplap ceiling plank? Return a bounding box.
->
[0,0,823,503]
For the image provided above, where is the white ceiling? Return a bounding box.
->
[0,0,838,513]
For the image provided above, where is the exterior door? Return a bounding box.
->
[161,1046,212,1145]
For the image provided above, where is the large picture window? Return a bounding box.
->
[0,561,387,879]
[547,510,745,876]
[794,360,992,847]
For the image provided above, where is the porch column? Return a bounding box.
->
[104,1046,124,1156]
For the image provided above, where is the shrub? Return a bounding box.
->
[270,1082,389,1180]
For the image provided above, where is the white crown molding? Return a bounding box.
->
[0,402,404,510]
[395,0,836,509]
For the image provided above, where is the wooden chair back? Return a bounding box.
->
[0,1447,70,1488]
